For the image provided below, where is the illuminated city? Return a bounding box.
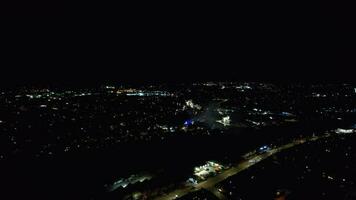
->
[2,0,355,198]
[0,82,355,199]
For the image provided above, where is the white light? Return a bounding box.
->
[217,116,231,126]
[335,128,353,134]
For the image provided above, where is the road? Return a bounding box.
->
[154,134,331,200]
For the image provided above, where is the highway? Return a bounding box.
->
[154,134,331,200]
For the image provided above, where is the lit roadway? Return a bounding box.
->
[154,134,332,200]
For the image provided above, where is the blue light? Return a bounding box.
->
[281,112,293,116]
[259,145,268,151]
[184,119,193,126]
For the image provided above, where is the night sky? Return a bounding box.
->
[1,2,355,87]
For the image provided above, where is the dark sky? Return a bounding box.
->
[1,2,355,87]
